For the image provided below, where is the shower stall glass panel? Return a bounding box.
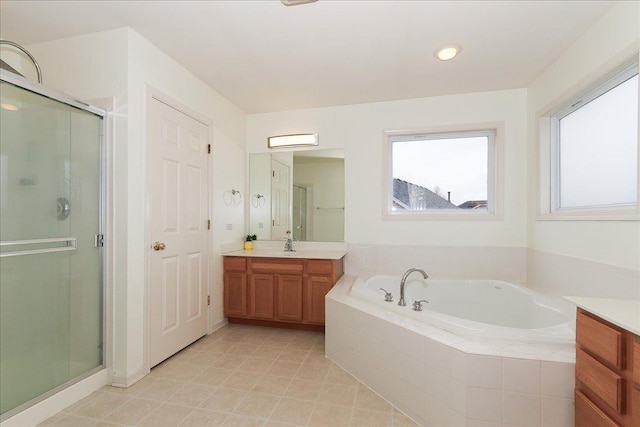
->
[0,80,104,418]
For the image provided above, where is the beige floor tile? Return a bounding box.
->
[283,379,323,401]
[295,364,330,382]
[184,350,218,366]
[350,408,392,427]
[62,391,102,414]
[354,384,393,413]
[251,375,291,396]
[193,367,234,387]
[254,345,285,360]
[212,354,249,370]
[304,352,333,367]
[68,391,129,419]
[237,357,275,374]
[162,362,207,382]
[222,414,266,427]
[326,365,358,386]
[168,383,216,407]
[149,359,183,377]
[276,349,309,364]
[93,422,122,427]
[104,397,160,425]
[101,377,157,397]
[178,408,228,427]
[221,371,261,391]
[199,340,233,353]
[263,422,293,427]
[226,343,261,356]
[137,403,193,427]
[136,378,185,402]
[199,387,247,412]
[269,398,315,425]
[392,408,421,427]
[234,392,281,418]
[41,414,96,427]
[266,362,301,378]
[308,402,353,427]
[36,413,67,426]
[317,383,357,407]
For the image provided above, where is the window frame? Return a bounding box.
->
[383,122,504,221]
[538,57,640,221]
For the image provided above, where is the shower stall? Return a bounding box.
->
[0,69,105,420]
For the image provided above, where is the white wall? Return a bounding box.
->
[526,2,640,298]
[23,27,247,385]
[247,88,529,248]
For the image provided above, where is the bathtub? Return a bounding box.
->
[325,275,577,426]
[350,275,575,344]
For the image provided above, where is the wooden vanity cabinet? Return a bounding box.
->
[223,255,344,329]
[223,257,247,317]
[575,308,640,427]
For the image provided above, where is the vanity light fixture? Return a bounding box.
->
[268,134,319,148]
[434,44,462,61]
[281,0,318,6]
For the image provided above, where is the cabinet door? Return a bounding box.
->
[249,274,275,319]
[305,275,331,324]
[277,275,303,322]
[224,272,247,317]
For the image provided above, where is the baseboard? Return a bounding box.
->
[110,368,147,389]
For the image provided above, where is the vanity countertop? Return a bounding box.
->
[564,296,640,335]
[223,249,347,260]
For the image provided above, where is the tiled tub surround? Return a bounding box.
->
[326,276,576,427]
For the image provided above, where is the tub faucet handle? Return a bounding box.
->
[412,300,428,311]
[379,288,393,302]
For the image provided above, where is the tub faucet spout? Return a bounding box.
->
[399,268,428,307]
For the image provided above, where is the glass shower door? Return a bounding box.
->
[0,81,103,418]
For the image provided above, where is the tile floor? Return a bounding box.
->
[38,324,419,427]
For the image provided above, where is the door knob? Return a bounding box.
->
[152,241,166,251]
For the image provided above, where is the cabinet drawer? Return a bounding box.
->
[576,348,624,414]
[577,311,623,369]
[575,391,620,427]
[306,260,333,275]
[224,257,247,272]
[249,259,303,274]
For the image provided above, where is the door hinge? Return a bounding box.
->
[207,144,211,154]
[207,219,211,230]
[272,171,275,177]
[95,234,104,247]
[207,295,211,306]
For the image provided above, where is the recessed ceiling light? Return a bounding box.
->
[435,45,462,61]
[281,0,318,6]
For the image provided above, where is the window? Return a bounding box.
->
[544,60,639,218]
[385,125,503,219]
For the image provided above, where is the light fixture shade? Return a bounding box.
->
[281,0,318,6]
[268,134,319,148]
[435,45,462,61]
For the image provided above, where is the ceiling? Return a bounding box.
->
[0,0,614,114]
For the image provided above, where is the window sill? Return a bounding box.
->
[536,209,640,221]
[383,210,503,221]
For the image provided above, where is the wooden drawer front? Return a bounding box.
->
[249,259,303,274]
[575,391,620,427]
[634,340,640,387]
[306,260,333,275]
[577,311,623,369]
[224,257,247,272]
[577,348,624,414]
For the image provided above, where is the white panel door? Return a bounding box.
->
[148,97,209,368]
[271,159,290,240]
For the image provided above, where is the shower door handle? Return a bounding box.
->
[152,241,166,251]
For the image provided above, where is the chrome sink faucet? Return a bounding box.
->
[398,268,428,307]
[283,230,295,252]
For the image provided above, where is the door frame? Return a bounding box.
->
[143,87,213,374]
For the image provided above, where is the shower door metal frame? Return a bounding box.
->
[0,69,108,421]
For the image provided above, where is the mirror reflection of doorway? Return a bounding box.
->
[292,185,307,241]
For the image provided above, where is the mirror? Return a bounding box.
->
[249,149,344,242]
